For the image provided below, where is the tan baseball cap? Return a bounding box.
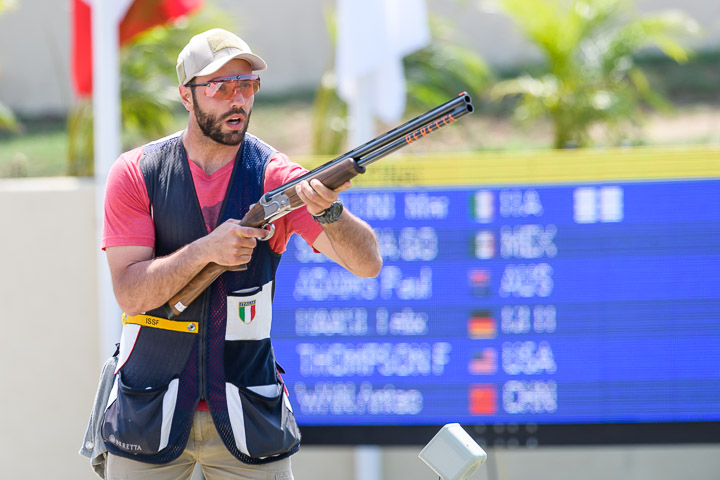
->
[176,28,267,85]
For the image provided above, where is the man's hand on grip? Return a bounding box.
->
[295,179,351,216]
[201,219,269,266]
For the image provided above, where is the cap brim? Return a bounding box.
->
[192,53,267,81]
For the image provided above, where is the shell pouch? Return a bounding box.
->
[224,282,301,458]
[225,380,301,459]
[101,321,194,456]
[101,373,179,455]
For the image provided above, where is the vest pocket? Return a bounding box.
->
[226,282,273,341]
[101,373,179,456]
[225,381,301,459]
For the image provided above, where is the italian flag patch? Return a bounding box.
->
[238,300,256,324]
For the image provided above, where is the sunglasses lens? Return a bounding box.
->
[237,80,260,96]
[204,82,225,97]
[204,78,260,100]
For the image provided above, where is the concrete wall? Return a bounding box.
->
[2,177,720,479]
[0,178,99,476]
[0,0,718,116]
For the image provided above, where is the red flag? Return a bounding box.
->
[72,0,93,97]
[120,0,203,44]
[72,0,203,97]
[469,385,497,415]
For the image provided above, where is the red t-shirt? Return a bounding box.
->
[103,143,324,411]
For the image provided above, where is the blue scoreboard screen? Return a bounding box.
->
[270,148,720,445]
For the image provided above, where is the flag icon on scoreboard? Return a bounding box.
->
[469,348,498,375]
[469,384,497,415]
[471,190,494,223]
[468,269,491,297]
[468,312,496,339]
[474,230,495,259]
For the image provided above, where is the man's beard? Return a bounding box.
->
[192,91,251,146]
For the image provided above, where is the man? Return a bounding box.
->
[101,28,382,480]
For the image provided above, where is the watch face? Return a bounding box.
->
[317,201,343,224]
[328,202,342,217]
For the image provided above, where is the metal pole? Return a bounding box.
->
[355,445,382,480]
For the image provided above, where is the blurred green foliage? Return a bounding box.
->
[489,0,700,148]
[637,50,720,105]
[404,16,493,112]
[66,5,235,176]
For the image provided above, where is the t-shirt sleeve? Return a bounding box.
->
[102,148,156,250]
[263,152,323,254]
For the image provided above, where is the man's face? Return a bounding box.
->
[187,59,255,146]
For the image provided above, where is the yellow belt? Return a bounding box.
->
[122,313,198,334]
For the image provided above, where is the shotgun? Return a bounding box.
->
[164,92,474,319]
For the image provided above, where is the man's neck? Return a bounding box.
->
[182,127,241,176]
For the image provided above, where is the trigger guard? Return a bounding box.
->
[258,223,275,242]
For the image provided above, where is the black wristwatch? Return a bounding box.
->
[312,201,344,224]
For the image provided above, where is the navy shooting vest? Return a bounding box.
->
[101,132,301,464]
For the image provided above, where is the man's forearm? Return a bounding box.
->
[319,211,382,278]
[111,242,210,316]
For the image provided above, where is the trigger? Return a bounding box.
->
[258,223,275,242]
